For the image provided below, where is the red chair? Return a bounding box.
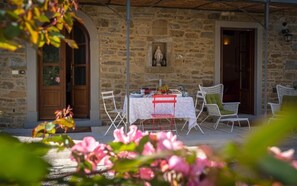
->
[151,94,178,134]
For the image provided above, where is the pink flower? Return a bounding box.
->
[71,137,107,173]
[142,142,156,156]
[155,131,184,151]
[55,76,60,83]
[71,137,100,154]
[113,125,143,144]
[168,155,190,175]
[139,167,155,180]
[269,146,295,161]
[118,151,138,159]
[269,146,297,169]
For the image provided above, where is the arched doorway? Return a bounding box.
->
[38,22,90,119]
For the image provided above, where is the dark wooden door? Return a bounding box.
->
[38,44,66,119]
[39,23,90,119]
[221,28,255,114]
[66,23,90,118]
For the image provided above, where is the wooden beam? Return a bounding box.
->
[150,0,164,7]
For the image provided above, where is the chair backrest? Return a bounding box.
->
[194,90,205,111]
[101,91,117,112]
[199,84,224,102]
[152,94,177,115]
[276,85,296,104]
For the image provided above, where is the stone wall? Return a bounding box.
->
[266,13,297,103]
[80,6,258,124]
[1,5,297,127]
[0,48,27,127]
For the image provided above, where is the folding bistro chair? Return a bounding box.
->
[151,94,178,134]
[101,91,126,135]
[181,90,205,135]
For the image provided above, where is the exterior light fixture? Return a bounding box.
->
[282,22,293,42]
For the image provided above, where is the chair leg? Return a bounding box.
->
[200,115,209,125]
[231,121,235,132]
[186,123,204,135]
[104,122,117,136]
[104,113,121,136]
[214,117,221,129]
[247,120,251,130]
[116,114,126,127]
[180,119,188,131]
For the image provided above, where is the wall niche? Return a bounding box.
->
[146,37,173,73]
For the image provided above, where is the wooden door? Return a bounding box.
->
[39,23,90,120]
[221,28,255,114]
[38,44,66,119]
[67,23,90,118]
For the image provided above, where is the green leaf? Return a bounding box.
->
[48,35,61,47]
[240,109,297,163]
[5,10,19,20]
[37,33,46,47]
[25,21,39,44]
[113,152,171,173]
[42,134,75,148]
[35,14,50,23]
[45,122,55,131]
[113,159,141,173]
[0,39,19,51]
[54,117,75,130]
[63,13,73,32]
[109,141,137,153]
[259,155,297,185]
[135,135,150,153]
[33,7,41,17]
[4,22,21,40]
[0,133,51,184]
[64,38,78,49]
[0,10,5,20]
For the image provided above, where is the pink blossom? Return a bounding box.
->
[269,146,297,169]
[118,151,138,159]
[269,146,295,161]
[113,125,143,144]
[102,156,115,176]
[71,137,100,155]
[71,137,107,173]
[168,155,190,175]
[155,131,184,151]
[139,167,155,180]
[142,142,156,156]
[55,76,60,83]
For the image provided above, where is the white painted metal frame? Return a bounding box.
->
[181,90,205,135]
[199,84,240,129]
[268,85,297,117]
[101,91,126,135]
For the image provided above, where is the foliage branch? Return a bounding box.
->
[0,0,80,51]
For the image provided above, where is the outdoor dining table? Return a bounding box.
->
[123,94,197,131]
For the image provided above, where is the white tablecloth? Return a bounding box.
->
[123,96,197,130]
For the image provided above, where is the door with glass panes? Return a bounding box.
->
[38,22,90,120]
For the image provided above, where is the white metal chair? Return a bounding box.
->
[199,84,240,129]
[101,91,126,136]
[268,85,297,118]
[181,90,205,135]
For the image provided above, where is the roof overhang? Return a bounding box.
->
[79,0,297,14]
